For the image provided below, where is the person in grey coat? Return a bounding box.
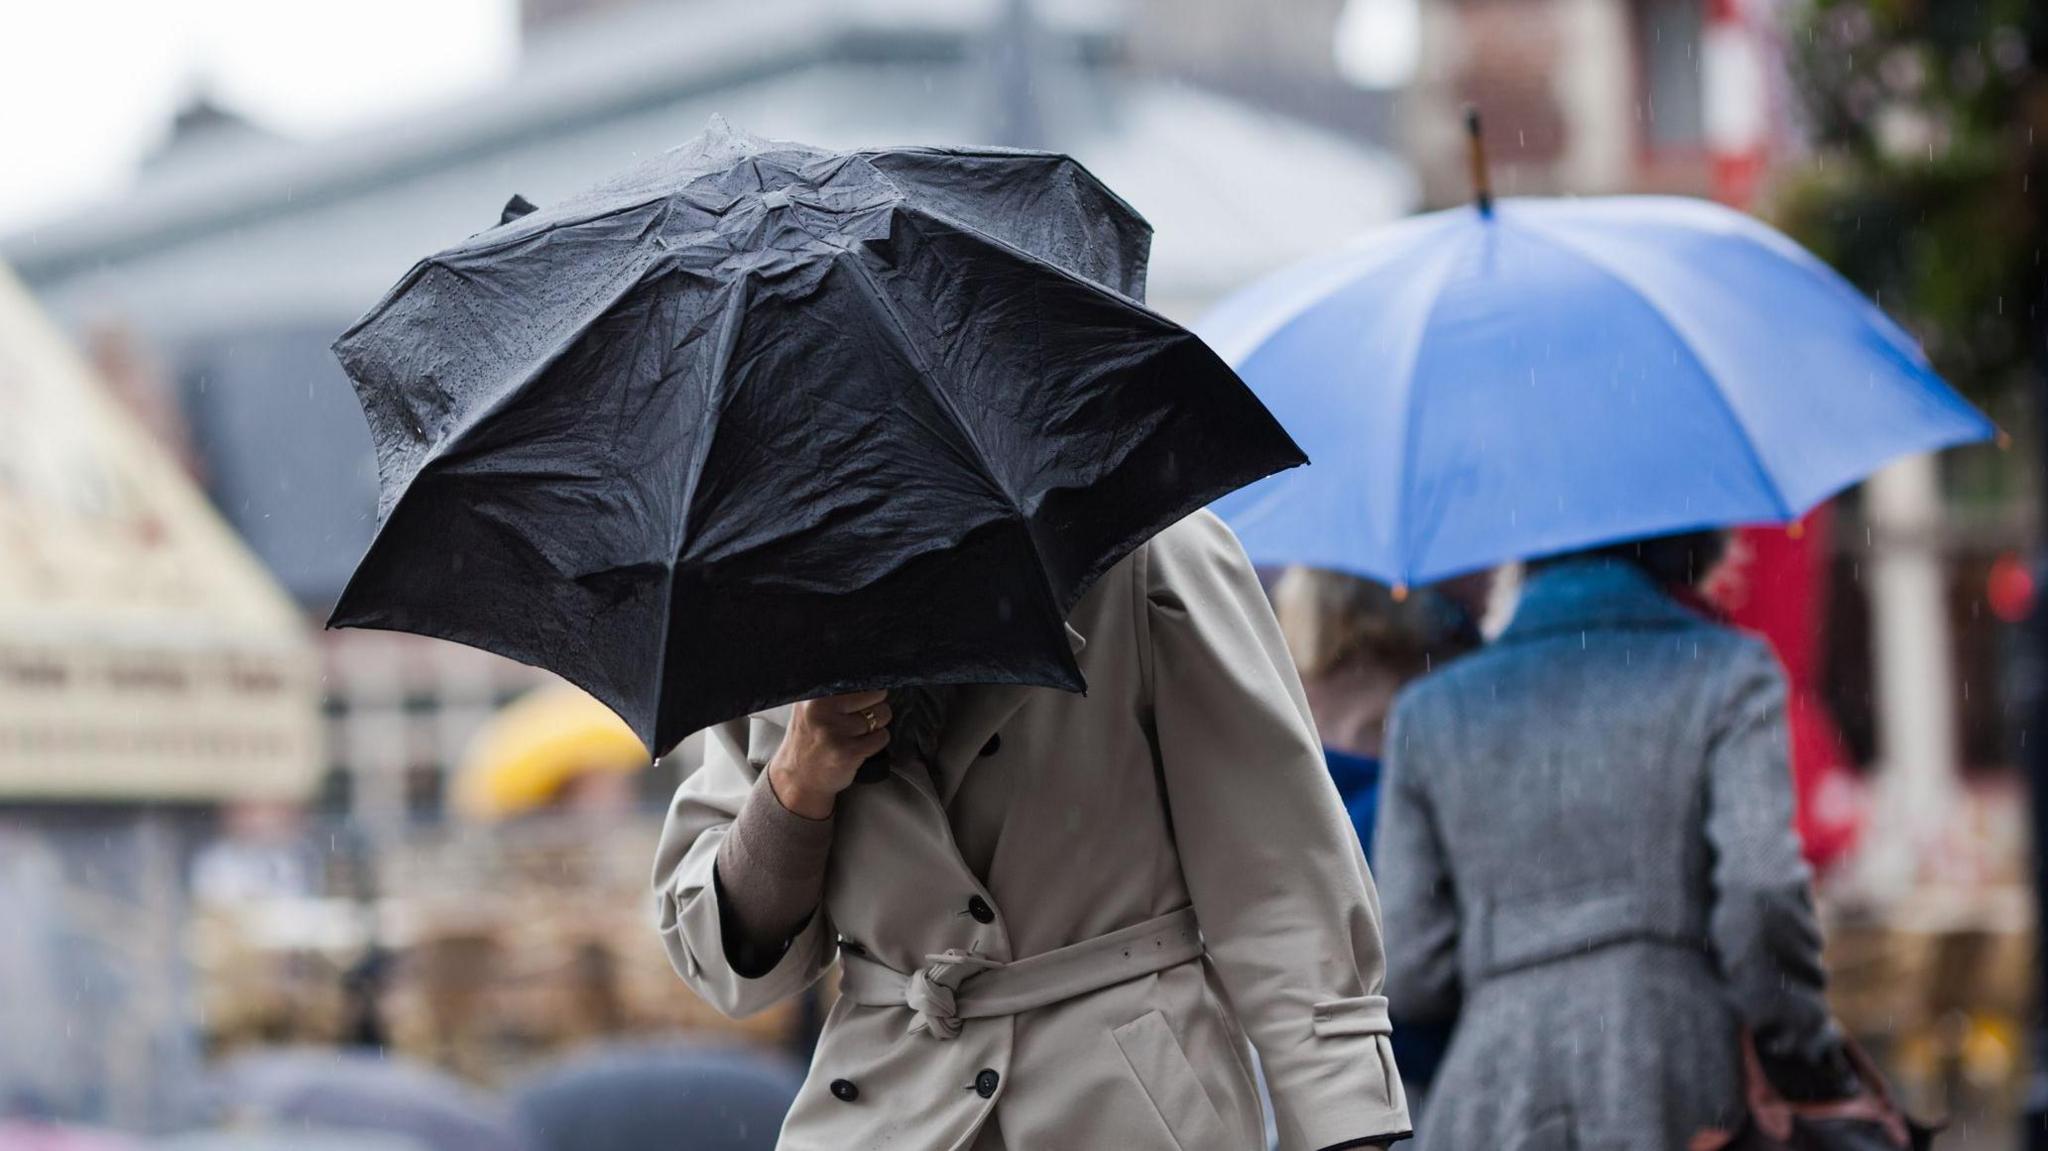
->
[1376,532,1857,1151]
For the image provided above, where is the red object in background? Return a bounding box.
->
[1699,0,1858,869]
[1703,0,1772,209]
[1988,551,2036,624]
[1710,509,1866,873]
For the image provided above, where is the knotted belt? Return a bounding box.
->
[836,907,1203,1040]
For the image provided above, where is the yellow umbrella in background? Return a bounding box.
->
[456,686,650,820]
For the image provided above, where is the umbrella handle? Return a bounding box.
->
[854,751,893,785]
[1466,105,1494,217]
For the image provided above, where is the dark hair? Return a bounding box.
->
[1529,529,1731,589]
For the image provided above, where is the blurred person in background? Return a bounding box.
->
[1376,531,1858,1149]
[1272,567,1485,1111]
[1272,568,1486,862]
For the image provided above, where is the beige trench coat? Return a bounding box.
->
[653,511,1410,1151]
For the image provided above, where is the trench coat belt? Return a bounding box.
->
[836,906,1204,1040]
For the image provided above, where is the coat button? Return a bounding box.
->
[979,733,1002,756]
[966,895,996,924]
[974,1069,1000,1098]
[830,1078,860,1102]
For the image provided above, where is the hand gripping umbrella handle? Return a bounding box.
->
[853,687,930,785]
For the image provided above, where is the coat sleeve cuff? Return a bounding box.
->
[715,771,835,960]
[655,823,834,1018]
[1269,999,1413,1151]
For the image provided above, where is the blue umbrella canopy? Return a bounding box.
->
[1199,194,1995,587]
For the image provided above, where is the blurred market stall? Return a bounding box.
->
[0,264,321,1129]
[0,266,319,799]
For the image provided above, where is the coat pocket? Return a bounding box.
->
[1111,1010,1235,1151]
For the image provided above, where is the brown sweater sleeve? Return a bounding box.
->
[713,771,836,976]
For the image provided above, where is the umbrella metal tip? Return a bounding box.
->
[1391,583,1410,602]
[1463,106,1494,218]
[1785,521,1805,540]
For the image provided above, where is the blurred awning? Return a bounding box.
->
[0,265,319,801]
[455,686,648,820]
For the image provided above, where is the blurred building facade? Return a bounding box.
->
[0,0,1415,826]
[1394,0,1767,203]
[0,265,321,1129]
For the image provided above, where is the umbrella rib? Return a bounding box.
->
[898,201,1151,308]
[834,249,1073,651]
[766,183,1028,511]
[1202,211,1460,369]
[866,152,1155,298]
[1387,224,1485,587]
[1510,218,1796,521]
[862,146,1154,240]
[834,251,1022,519]
[335,197,669,351]
[652,271,757,733]
[374,251,667,496]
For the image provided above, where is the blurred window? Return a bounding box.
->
[405,761,446,822]
[1824,527,2019,775]
[316,763,355,815]
[1335,0,1422,91]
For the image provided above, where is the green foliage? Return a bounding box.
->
[1775,0,2048,404]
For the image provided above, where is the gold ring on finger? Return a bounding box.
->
[861,707,880,734]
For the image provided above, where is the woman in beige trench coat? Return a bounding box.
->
[653,511,1412,1151]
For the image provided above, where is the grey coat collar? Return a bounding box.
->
[1497,559,1702,645]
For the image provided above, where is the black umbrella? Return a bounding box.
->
[331,119,1303,751]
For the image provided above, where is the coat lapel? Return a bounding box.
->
[933,623,1088,807]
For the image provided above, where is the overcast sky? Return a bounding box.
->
[0,0,517,230]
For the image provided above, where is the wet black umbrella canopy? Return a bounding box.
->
[331,119,1303,752]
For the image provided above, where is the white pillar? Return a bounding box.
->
[1862,452,1959,893]
[1553,0,1633,193]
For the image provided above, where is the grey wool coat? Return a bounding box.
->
[654,511,1411,1151]
[1376,560,1838,1151]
